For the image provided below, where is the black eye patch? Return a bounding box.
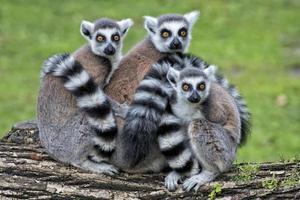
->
[111,33,120,42]
[178,27,188,38]
[96,34,106,42]
[160,29,172,39]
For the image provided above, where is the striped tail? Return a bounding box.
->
[158,113,199,174]
[41,53,117,161]
[120,61,174,167]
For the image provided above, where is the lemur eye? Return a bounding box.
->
[197,83,206,91]
[161,29,171,38]
[112,34,120,41]
[96,35,105,42]
[182,83,190,91]
[179,28,188,37]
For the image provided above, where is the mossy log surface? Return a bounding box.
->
[0,121,299,199]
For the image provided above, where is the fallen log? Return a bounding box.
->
[0,121,299,199]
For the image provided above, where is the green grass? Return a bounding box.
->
[0,0,299,162]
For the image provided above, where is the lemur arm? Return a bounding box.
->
[205,83,241,144]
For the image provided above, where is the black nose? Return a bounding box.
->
[188,92,201,103]
[169,38,182,50]
[104,44,115,55]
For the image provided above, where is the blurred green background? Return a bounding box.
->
[0,0,299,162]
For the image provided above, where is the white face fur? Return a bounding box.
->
[167,66,216,104]
[144,11,200,53]
[80,19,134,59]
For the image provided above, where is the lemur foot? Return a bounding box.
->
[165,171,181,191]
[80,160,119,176]
[183,171,216,191]
[99,163,119,176]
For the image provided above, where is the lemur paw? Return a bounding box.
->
[183,171,214,191]
[101,164,120,176]
[165,171,181,191]
[183,177,202,191]
[90,162,119,176]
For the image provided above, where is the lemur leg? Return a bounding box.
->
[157,113,200,191]
[183,119,237,191]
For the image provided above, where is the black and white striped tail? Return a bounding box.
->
[41,53,117,162]
[158,113,199,175]
[163,54,252,145]
[120,61,173,167]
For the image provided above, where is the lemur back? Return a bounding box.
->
[38,18,133,175]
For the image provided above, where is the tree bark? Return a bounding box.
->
[0,122,299,200]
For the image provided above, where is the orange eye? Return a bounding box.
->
[180,30,187,37]
[96,35,105,42]
[162,31,170,38]
[182,83,190,91]
[113,35,120,41]
[197,83,206,91]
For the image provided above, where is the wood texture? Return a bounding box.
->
[1,123,299,199]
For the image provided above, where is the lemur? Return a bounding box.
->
[38,18,133,175]
[161,64,240,191]
[121,53,250,170]
[116,11,200,169]
[124,54,248,190]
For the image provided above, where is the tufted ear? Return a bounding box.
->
[80,20,94,41]
[167,67,180,88]
[117,18,134,36]
[143,16,158,35]
[184,10,200,27]
[203,65,217,81]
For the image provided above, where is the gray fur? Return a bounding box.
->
[183,119,238,191]
[94,18,120,30]
[157,14,188,26]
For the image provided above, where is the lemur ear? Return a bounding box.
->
[118,18,134,36]
[184,10,200,27]
[204,65,217,80]
[144,16,158,35]
[80,20,94,41]
[167,67,180,88]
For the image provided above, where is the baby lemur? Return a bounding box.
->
[160,64,240,191]
[38,17,133,175]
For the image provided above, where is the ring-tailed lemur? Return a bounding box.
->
[124,54,249,190]
[42,18,133,86]
[38,18,133,175]
[162,65,240,191]
[117,11,200,168]
[120,52,251,169]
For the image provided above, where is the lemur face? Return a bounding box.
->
[167,66,216,104]
[144,11,199,53]
[80,18,133,58]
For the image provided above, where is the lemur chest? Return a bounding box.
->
[171,100,205,124]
